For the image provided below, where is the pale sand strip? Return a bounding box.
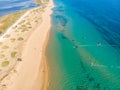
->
[0,0,54,90]
[8,1,54,90]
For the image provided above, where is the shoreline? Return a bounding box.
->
[31,0,54,89]
[0,0,54,90]
[35,0,55,88]
[41,19,52,90]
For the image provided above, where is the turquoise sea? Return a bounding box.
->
[47,0,120,90]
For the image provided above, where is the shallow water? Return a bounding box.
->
[0,0,37,17]
[47,0,120,90]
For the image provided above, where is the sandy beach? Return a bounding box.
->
[0,0,54,90]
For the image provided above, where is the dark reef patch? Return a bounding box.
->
[55,15,68,26]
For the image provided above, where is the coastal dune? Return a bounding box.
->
[0,0,54,90]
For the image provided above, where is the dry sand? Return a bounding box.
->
[0,0,54,90]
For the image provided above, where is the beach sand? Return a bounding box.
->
[0,0,54,90]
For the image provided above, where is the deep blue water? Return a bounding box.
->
[55,0,120,47]
[0,0,38,17]
[47,0,120,90]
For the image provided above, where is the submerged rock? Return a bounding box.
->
[55,15,68,26]
[97,42,101,46]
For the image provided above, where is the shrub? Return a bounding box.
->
[11,38,16,42]
[21,29,26,32]
[1,61,9,67]
[11,52,17,58]
[2,45,9,49]
[13,69,17,73]
[0,54,5,59]
[4,34,10,38]
[17,37,24,41]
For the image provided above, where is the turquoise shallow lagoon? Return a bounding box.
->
[47,0,120,90]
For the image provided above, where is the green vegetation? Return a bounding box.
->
[4,34,10,38]
[19,20,25,25]
[11,38,16,42]
[11,51,17,58]
[13,69,17,73]
[0,54,5,59]
[1,61,10,67]
[35,0,42,4]
[2,45,9,49]
[21,29,26,32]
[17,37,24,41]
[0,10,26,33]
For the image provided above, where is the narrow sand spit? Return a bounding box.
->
[0,0,54,90]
